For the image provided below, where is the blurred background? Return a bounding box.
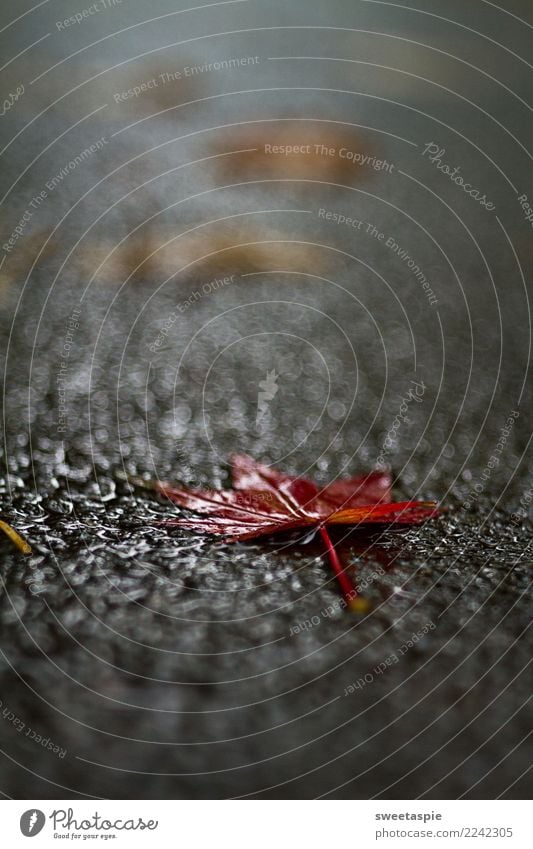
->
[0,0,531,799]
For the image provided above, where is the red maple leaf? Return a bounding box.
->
[138,454,438,610]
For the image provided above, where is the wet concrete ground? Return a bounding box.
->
[0,263,530,799]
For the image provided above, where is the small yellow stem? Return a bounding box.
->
[0,520,32,554]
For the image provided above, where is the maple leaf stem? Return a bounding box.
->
[319,526,357,607]
[0,520,32,554]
